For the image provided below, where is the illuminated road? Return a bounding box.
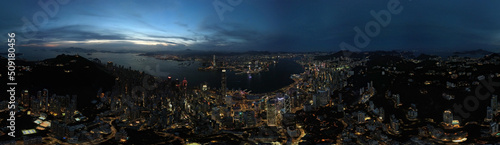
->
[89,117,117,144]
[41,117,117,145]
[291,126,306,144]
[155,131,185,144]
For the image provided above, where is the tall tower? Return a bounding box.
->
[182,77,188,89]
[213,55,216,67]
[43,89,49,111]
[284,95,291,113]
[220,69,227,106]
[443,110,453,124]
[21,90,29,107]
[267,98,277,126]
[182,77,188,98]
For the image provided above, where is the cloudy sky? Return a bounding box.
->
[1,0,500,52]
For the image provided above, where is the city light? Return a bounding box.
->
[3,1,499,144]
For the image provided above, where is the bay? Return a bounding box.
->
[9,49,304,94]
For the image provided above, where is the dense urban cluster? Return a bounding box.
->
[0,51,499,144]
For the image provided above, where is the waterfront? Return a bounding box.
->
[9,49,304,94]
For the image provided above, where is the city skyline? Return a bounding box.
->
[1,1,500,144]
[2,0,500,53]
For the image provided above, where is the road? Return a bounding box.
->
[42,117,118,145]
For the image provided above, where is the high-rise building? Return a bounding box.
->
[443,110,453,125]
[391,114,400,134]
[212,107,221,121]
[486,106,493,122]
[357,111,365,124]
[369,101,375,112]
[21,90,29,107]
[276,95,285,113]
[42,89,49,111]
[407,104,418,121]
[30,96,41,116]
[492,95,498,111]
[115,128,128,142]
[267,98,277,126]
[23,136,42,145]
[491,122,499,136]
[213,55,216,67]
[220,69,227,106]
[37,91,41,103]
[378,107,385,121]
[202,84,208,91]
[310,94,317,109]
[393,94,401,107]
[284,95,291,113]
[107,61,113,70]
[317,89,329,107]
[225,95,232,106]
[182,77,188,88]
[243,111,256,128]
[337,103,344,113]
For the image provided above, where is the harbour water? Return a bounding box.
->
[11,49,305,93]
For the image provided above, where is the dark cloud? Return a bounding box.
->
[4,0,500,53]
[15,25,189,50]
[146,34,196,41]
[34,25,127,41]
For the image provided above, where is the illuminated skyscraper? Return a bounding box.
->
[284,95,291,113]
[317,89,329,107]
[443,110,453,124]
[43,89,49,111]
[486,106,493,122]
[182,77,188,98]
[267,98,277,126]
[213,55,216,67]
[21,90,29,107]
[182,77,188,88]
[491,122,499,136]
[202,84,208,91]
[220,69,227,106]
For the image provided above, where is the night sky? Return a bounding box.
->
[1,0,500,53]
